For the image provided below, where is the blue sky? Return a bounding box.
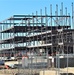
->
[0,0,74,21]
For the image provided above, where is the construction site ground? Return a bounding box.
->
[0,67,74,75]
[0,56,74,75]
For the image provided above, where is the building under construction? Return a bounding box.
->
[0,2,74,75]
[0,3,74,58]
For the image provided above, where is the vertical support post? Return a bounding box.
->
[45,7,48,56]
[12,16,15,58]
[61,3,64,54]
[0,22,2,57]
[67,45,69,75]
[25,16,27,50]
[36,11,38,73]
[32,13,35,51]
[72,3,74,54]
[55,4,59,54]
[72,2,74,28]
[50,4,53,55]
[56,4,58,26]
[65,7,67,26]
[40,9,43,55]
[36,11,39,55]
[61,2,63,26]
[22,19,24,47]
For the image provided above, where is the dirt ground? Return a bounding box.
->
[0,67,74,75]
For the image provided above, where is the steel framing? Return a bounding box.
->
[0,3,74,58]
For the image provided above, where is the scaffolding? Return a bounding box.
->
[0,2,74,75]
